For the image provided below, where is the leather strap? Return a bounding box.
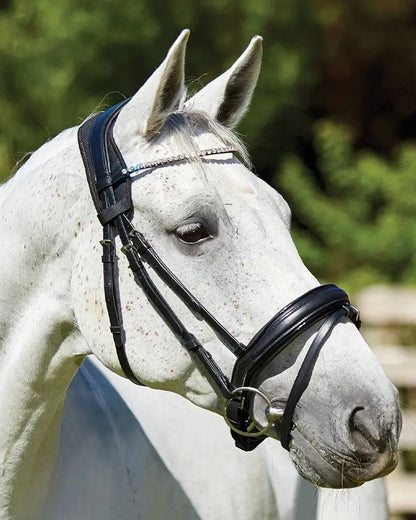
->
[231,285,352,388]
[123,216,246,357]
[279,307,350,449]
[78,101,143,385]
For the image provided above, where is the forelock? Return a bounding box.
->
[155,110,251,168]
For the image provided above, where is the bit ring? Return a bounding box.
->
[222,386,278,438]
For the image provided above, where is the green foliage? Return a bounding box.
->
[278,121,416,293]
[0,0,318,179]
[3,0,416,290]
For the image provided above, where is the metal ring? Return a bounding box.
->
[222,386,276,438]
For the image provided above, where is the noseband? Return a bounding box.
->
[78,101,361,452]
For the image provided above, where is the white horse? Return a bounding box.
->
[39,357,389,520]
[0,30,400,520]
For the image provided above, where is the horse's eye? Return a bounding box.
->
[175,222,212,244]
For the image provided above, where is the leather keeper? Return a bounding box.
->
[97,197,131,225]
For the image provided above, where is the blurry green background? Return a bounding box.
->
[2,0,416,294]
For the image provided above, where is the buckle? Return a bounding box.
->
[343,304,361,329]
[99,239,113,246]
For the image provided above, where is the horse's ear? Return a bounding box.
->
[185,36,262,128]
[114,29,189,140]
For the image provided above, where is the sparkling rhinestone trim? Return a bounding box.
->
[121,146,237,177]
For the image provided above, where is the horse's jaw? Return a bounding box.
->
[288,424,400,488]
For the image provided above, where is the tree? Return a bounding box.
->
[0,0,318,180]
[279,120,416,293]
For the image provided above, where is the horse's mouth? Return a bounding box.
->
[288,427,399,488]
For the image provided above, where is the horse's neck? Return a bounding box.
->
[0,127,89,519]
[0,127,84,332]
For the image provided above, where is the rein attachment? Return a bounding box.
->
[78,102,361,452]
[222,386,284,438]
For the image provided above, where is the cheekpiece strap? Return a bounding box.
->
[78,100,144,386]
[77,102,238,394]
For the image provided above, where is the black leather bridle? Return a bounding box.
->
[78,101,361,452]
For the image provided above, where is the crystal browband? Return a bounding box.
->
[122,146,237,177]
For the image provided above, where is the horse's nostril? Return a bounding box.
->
[348,406,388,456]
[349,406,365,431]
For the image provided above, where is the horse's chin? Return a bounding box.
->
[288,428,399,489]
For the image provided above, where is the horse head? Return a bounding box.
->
[73,30,401,488]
